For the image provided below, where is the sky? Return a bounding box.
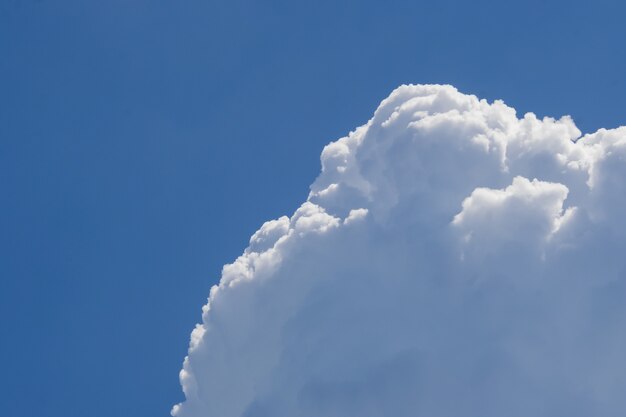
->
[1,1,625,417]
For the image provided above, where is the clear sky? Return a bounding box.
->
[1,1,625,416]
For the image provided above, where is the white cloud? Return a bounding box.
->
[173,84,626,417]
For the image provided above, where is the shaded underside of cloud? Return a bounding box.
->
[173,85,626,417]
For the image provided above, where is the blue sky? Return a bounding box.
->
[1,1,625,416]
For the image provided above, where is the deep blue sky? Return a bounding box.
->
[1,1,625,416]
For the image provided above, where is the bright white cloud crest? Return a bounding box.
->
[173,85,626,417]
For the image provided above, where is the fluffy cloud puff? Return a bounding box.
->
[173,85,626,417]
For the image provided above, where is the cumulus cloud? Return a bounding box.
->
[173,84,626,417]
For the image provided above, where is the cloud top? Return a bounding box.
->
[173,85,626,417]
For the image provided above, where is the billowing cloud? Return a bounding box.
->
[173,85,626,417]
